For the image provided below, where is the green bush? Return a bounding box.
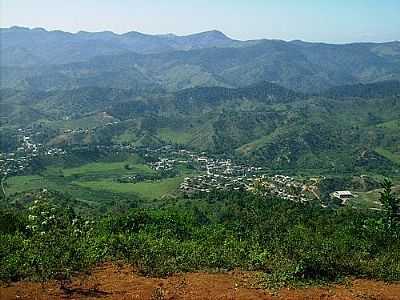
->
[0,191,399,286]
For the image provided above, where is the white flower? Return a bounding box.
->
[40,231,46,236]
[41,220,48,225]
[28,215,37,221]
[34,200,39,204]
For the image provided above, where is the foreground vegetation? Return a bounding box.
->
[1,184,399,288]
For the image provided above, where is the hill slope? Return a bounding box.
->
[1,81,400,174]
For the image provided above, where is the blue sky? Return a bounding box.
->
[1,0,399,43]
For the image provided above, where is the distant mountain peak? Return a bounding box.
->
[8,26,30,31]
[189,30,231,39]
[204,30,227,36]
[122,31,149,37]
[32,27,47,32]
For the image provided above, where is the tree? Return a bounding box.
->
[0,176,7,203]
[379,179,399,231]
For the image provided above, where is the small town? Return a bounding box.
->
[0,128,66,178]
[144,146,321,203]
[0,128,371,208]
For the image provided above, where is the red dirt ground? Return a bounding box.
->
[1,263,399,300]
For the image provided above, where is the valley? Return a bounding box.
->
[1,134,398,214]
[1,23,400,298]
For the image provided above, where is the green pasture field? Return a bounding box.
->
[4,155,194,205]
[76,176,185,200]
[375,147,400,165]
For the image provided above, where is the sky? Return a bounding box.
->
[1,0,400,43]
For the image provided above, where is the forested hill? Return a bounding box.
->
[2,27,400,92]
[1,80,400,174]
[175,81,304,107]
[323,80,400,99]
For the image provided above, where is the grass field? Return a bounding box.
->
[351,184,400,209]
[77,176,185,200]
[6,175,49,194]
[62,161,155,177]
[375,147,400,164]
[157,128,196,145]
[5,155,192,205]
[113,129,139,144]
[236,133,273,154]
[377,119,400,130]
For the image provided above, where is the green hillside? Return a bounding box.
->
[1,81,400,175]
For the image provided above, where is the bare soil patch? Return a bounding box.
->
[1,263,399,299]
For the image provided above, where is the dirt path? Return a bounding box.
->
[1,263,400,300]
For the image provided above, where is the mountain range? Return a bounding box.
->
[2,26,400,92]
[1,27,400,174]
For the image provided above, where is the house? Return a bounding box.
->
[331,191,354,204]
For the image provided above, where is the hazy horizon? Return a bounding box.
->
[2,25,400,45]
[1,0,400,44]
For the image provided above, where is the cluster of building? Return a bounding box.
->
[0,152,31,177]
[149,158,180,171]
[180,174,252,194]
[0,129,67,178]
[141,146,321,202]
[247,175,319,203]
[60,114,120,136]
[1,128,360,207]
[180,171,320,203]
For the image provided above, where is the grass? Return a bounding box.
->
[5,174,136,207]
[76,176,185,200]
[5,157,192,204]
[62,161,155,177]
[6,175,48,194]
[351,184,400,209]
[236,133,273,154]
[377,119,400,130]
[113,129,139,144]
[157,128,196,145]
[375,148,400,164]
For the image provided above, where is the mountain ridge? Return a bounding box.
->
[2,26,400,92]
[3,26,399,44]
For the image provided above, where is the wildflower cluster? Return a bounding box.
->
[71,218,95,237]
[25,190,95,238]
[0,190,99,281]
[26,198,57,235]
